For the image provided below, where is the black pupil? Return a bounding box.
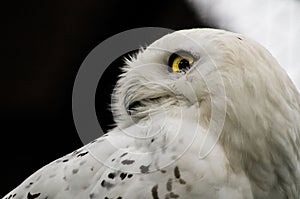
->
[178,58,190,70]
[168,53,192,72]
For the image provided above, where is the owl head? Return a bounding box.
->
[111,28,300,196]
[112,28,299,131]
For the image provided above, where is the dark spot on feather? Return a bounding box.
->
[27,192,40,199]
[160,169,167,173]
[36,175,42,181]
[80,160,86,166]
[169,192,179,198]
[121,159,135,165]
[77,151,88,157]
[72,169,79,174]
[108,173,115,179]
[165,192,179,198]
[101,180,106,187]
[166,178,172,191]
[151,184,159,199]
[120,152,128,157]
[6,193,17,199]
[140,165,150,173]
[25,182,34,189]
[174,166,180,178]
[62,159,69,162]
[179,179,186,184]
[101,180,115,190]
[89,193,96,199]
[128,174,133,178]
[49,174,56,178]
[120,172,127,180]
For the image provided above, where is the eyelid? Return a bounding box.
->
[172,50,198,60]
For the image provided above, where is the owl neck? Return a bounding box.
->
[217,96,300,198]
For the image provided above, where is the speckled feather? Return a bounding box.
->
[3,115,253,199]
[3,28,300,199]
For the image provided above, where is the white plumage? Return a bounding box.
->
[3,28,300,199]
[188,0,300,90]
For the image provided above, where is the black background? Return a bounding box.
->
[1,0,216,196]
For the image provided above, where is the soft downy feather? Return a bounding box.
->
[3,28,300,199]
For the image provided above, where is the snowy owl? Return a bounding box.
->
[3,28,300,199]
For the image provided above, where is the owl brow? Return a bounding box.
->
[172,49,198,60]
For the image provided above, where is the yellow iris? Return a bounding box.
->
[171,54,194,72]
[171,56,182,72]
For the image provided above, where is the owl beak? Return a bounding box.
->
[125,96,172,116]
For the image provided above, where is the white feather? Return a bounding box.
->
[188,0,300,90]
[3,28,300,199]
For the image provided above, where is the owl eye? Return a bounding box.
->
[168,52,194,73]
